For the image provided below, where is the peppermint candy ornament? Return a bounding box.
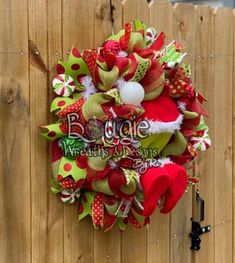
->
[61,188,80,204]
[190,131,211,151]
[52,74,75,97]
[146,27,157,46]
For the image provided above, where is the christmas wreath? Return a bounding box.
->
[42,20,211,231]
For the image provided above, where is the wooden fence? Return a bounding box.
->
[0,0,234,262]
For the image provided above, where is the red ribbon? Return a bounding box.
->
[92,193,104,228]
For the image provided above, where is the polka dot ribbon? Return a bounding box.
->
[92,193,104,228]
[165,79,188,97]
[128,211,141,228]
[57,97,86,119]
[83,49,98,80]
[105,88,122,105]
[130,55,150,83]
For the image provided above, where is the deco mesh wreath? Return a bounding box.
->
[42,20,211,231]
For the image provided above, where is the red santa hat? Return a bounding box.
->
[142,95,183,134]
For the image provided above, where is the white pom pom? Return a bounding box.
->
[118,81,145,106]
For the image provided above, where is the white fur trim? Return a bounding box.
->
[157,158,173,167]
[147,114,184,134]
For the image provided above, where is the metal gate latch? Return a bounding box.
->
[189,190,211,251]
[190,220,211,250]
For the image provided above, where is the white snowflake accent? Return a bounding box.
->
[81,76,97,99]
[115,78,126,90]
[177,101,187,111]
[109,160,118,169]
[117,51,128,57]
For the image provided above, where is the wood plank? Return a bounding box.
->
[214,7,233,263]
[148,2,173,262]
[93,1,122,263]
[171,4,196,263]
[28,0,49,262]
[123,0,149,25]
[121,1,149,262]
[46,0,64,262]
[63,0,95,53]
[122,228,147,263]
[94,226,121,263]
[233,9,235,263]
[62,1,95,262]
[0,0,30,262]
[193,5,215,263]
[94,0,122,47]
[173,3,196,78]
[150,1,173,43]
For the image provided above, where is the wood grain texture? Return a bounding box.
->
[94,226,121,263]
[0,0,30,262]
[28,1,49,263]
[214,7,233,263]
[233,10,235,263]
[148,2,173,262]
[193,6,215,263]
[123,0,149,25]
[94,1,122,262]
[171,4,196,263]
[94,0,122,47]
[63,0,96,53]
[47,0,64,262]
[150,1,173,43]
